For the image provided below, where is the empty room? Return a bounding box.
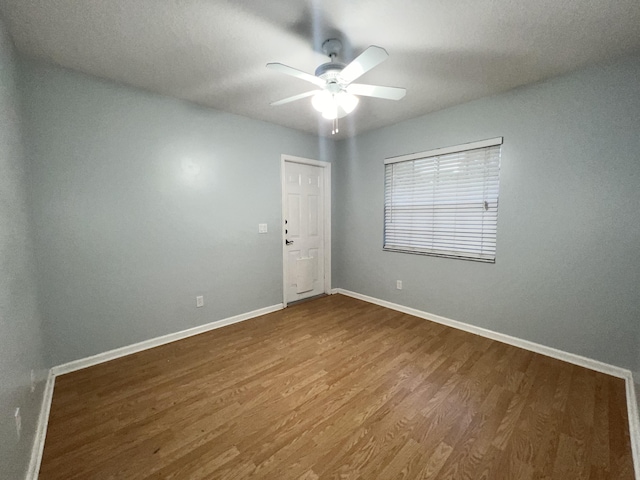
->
[1,1,639,479]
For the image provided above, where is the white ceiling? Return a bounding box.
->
[1,0,639,139]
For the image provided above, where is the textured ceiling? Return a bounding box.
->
[1,0,640,139]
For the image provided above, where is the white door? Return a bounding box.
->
[284,161,325,303]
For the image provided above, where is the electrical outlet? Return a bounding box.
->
[30,369,36,393]
[15,407,21,439]
[196,296,204,308]
[396,280,403,290]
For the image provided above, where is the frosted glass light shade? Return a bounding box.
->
[322,102,338,120]
[312,90,333,113]
[336,92,359,114]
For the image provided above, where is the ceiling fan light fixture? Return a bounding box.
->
[312,90,359,120]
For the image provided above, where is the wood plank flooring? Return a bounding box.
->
[39,294,635,479]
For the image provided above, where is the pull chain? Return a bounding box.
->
[331,117,339,135]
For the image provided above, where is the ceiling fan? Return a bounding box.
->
[267,39,406,134]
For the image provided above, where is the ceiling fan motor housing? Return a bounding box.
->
[315,62,346,83]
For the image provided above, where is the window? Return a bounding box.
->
[384,137,502,263]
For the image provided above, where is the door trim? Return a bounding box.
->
[281,154,331,308]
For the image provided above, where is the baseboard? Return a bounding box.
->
[336,288,640,478]
[626,376,640,479]
[330,288,339,295]
[52,303,283,376]
[337,289,629,378]
[25,370,55,480]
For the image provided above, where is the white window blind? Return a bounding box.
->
[384,137,502,263]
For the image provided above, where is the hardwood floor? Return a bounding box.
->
[39,294,635,479]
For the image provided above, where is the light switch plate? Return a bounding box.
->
[258,223,268,234]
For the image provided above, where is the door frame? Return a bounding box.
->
[281,154,332,308]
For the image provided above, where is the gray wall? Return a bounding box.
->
[20,59,332,366]
[335,54,640,371]
[0,18,47,480]
[13,44,640,376]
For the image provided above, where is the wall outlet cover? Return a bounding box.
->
[396,280,403,290]
[196,295,204,307]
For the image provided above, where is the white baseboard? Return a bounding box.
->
[336,288,640,479]
[25,370,55,480]
[330,288,339,295]
[337,289,629,378]
[52,303,283,376]
[626,377,640,479]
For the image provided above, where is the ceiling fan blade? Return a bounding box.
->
[346,83,407,100]
[339,46,389,84]
[270,90,319,106]
[266,63,326,88]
